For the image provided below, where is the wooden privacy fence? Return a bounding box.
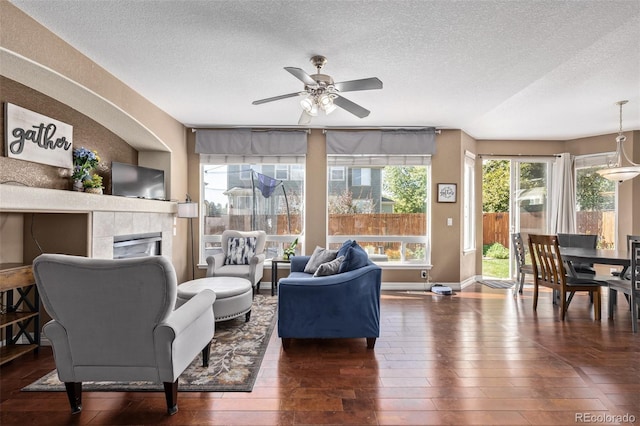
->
[208,211,614,248]
[328,213,427,235]
[206,213,427,236]
[483,211,616,249]
[483,213,510,248]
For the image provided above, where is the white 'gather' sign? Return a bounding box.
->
[5,103,73,169]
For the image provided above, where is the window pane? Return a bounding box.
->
[352,168,371,186]
[328,164,428,264]
[575,162,616,249]
[202,162,304,261]
[330,166,345,181]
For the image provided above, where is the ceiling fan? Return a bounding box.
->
[252,55,383,125]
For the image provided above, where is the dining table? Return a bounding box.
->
[560,247,630,277]
[559,246,631,316]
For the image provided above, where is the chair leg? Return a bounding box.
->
[282,338,291,350]
[631,293,638,333]
[245,310,251,322]
[202,342,211,367]
[163,380,179,415]
[514,273,523,297]
[366,337,376,349]
[518,273,524,294]
[593,289,601,321]
[561,291,568,321]
[533,284,539,311]
[608,288,616,319]
[64,382,82,414]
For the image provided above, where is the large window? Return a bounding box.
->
[574,153,617,249]
[195,129,307,264]
[324,129,436,265]
[327,160,430,264]
[200,161,304,262]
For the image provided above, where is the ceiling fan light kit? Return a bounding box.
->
[597,100,640,182]
[252,55,383,124]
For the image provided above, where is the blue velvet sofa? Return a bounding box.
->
[277,255,382,349]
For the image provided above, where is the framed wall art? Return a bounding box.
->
[437,183,457,203]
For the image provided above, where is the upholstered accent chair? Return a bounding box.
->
[205,230,266,295]
[33,254,216,415]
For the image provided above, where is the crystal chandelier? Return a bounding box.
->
[597,100,640,182]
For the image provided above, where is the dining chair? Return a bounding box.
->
[606,240,640,332]
[511,232,534,295]
[557,233,598,275]
[611,235,640,279]
[528,234,602,321]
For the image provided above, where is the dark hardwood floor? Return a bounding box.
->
[2,283,639,425]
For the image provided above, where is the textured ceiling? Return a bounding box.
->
[8,0,640,140]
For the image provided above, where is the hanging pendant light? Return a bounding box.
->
[597,100,640,182]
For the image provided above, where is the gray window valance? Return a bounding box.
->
[195,129,308,155]
[326,128,436,155]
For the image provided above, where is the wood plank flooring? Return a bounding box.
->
[1,283,639,425]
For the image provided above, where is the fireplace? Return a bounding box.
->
[113,232,162,259]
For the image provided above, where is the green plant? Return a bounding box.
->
[484,242,509,259]
[283,237,298,259]
[83,174,103,189]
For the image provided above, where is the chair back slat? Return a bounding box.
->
[512,232,526,268]
[529,234,565,291]
[633,241,640,292]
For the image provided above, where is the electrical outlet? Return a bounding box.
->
[421,270,428,279]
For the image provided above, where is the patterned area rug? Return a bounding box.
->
[478,280,516,289]
[23,294,277,393]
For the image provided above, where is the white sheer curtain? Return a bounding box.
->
[550,152,576,234]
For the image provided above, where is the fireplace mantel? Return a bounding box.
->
[1,184,176,261]
[0,185,176,214]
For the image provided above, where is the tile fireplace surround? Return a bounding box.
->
[0,185,176,260]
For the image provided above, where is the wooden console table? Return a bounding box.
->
[0,263,40,365]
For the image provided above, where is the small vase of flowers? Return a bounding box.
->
[283,237,298,260]
[71,147,100,191]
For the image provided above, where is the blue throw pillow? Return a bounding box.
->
[338,243,369,273]
[337,239,357,258]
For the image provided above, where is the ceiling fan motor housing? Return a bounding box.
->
[306,73,335,94]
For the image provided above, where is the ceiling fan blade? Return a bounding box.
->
[333,95,371,118]
[298,110,312,125]
[334,77,383,92]
[252,92,303,105]
[284,67,317,86]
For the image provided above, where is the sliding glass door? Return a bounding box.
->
[509,159,552,277]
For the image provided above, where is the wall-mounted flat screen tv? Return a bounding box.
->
[111,162,166,200]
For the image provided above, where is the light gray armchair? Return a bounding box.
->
[33,254,216,415]
[205,230,266,294]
